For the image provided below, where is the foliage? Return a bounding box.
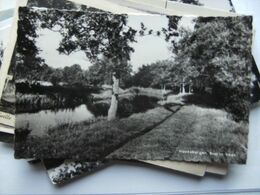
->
[128,15,253,120]
[132,60,173,89]
[33,8,137,79]
[27,0,77,9]
[62,64,87,86]
[15,7,45,80]
[166,16,253,120]
[15,8,252,121]
[87,57,133,88]
[16,7,138,90]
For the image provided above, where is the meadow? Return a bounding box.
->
[108,104,248,164]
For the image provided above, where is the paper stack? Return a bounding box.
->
[0,0,259,186]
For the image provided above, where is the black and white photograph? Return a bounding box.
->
[251,57,260,106]
[0,75,15,114]
[14,7,253,164]
[44,159,105,184]
[26,0,102,12]
[108,0,236,16]
[0,21,11,70]
[0,22,16,127]
[0,3,17,129]
[166,0,235,12]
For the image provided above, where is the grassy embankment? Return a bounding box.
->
[16,85,247,163]
[15,105,181,160]
[108,104,248,164]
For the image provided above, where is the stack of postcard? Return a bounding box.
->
[0,0,259,185]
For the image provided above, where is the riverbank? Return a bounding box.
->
[15,105,178,160]
[15,103,248,163]
[16,86,166,117]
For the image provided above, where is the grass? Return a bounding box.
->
[108,105,248,164]
[15,89,249,163]
[15,106,174,160]
[16,91,93,114]
[16,93,65,113]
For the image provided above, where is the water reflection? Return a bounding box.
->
[16,104,94,136]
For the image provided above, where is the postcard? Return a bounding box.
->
[29,1,233,184]
[14,7,253,164]
[143,161,228,176]
[251,57,260,107]
[45,159,227,184]
[0,0,250,184]
[105,0,238,16]
[165,0,235,12]
[0,23,15,127]
[44,159,106,184]
[2,1,242,181]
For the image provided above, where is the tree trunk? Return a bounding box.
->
[162,85,167,100]
[108,73,119,121]
[182,78,185,94]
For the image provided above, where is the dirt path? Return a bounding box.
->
[107,104,186,160]
[107,105,247,163]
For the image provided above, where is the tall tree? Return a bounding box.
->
[88,56,133,88]
[187,17,252,89]
[20,8,137,120]
[50,68,64,86]
[15,7,45,81]
[168,16,253,120]
[63,64,85,85]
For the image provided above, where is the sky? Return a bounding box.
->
[36,28,92,70]
[35,14,195,72]
[127,15,172,72]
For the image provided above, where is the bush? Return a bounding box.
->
[212,84,250,122]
